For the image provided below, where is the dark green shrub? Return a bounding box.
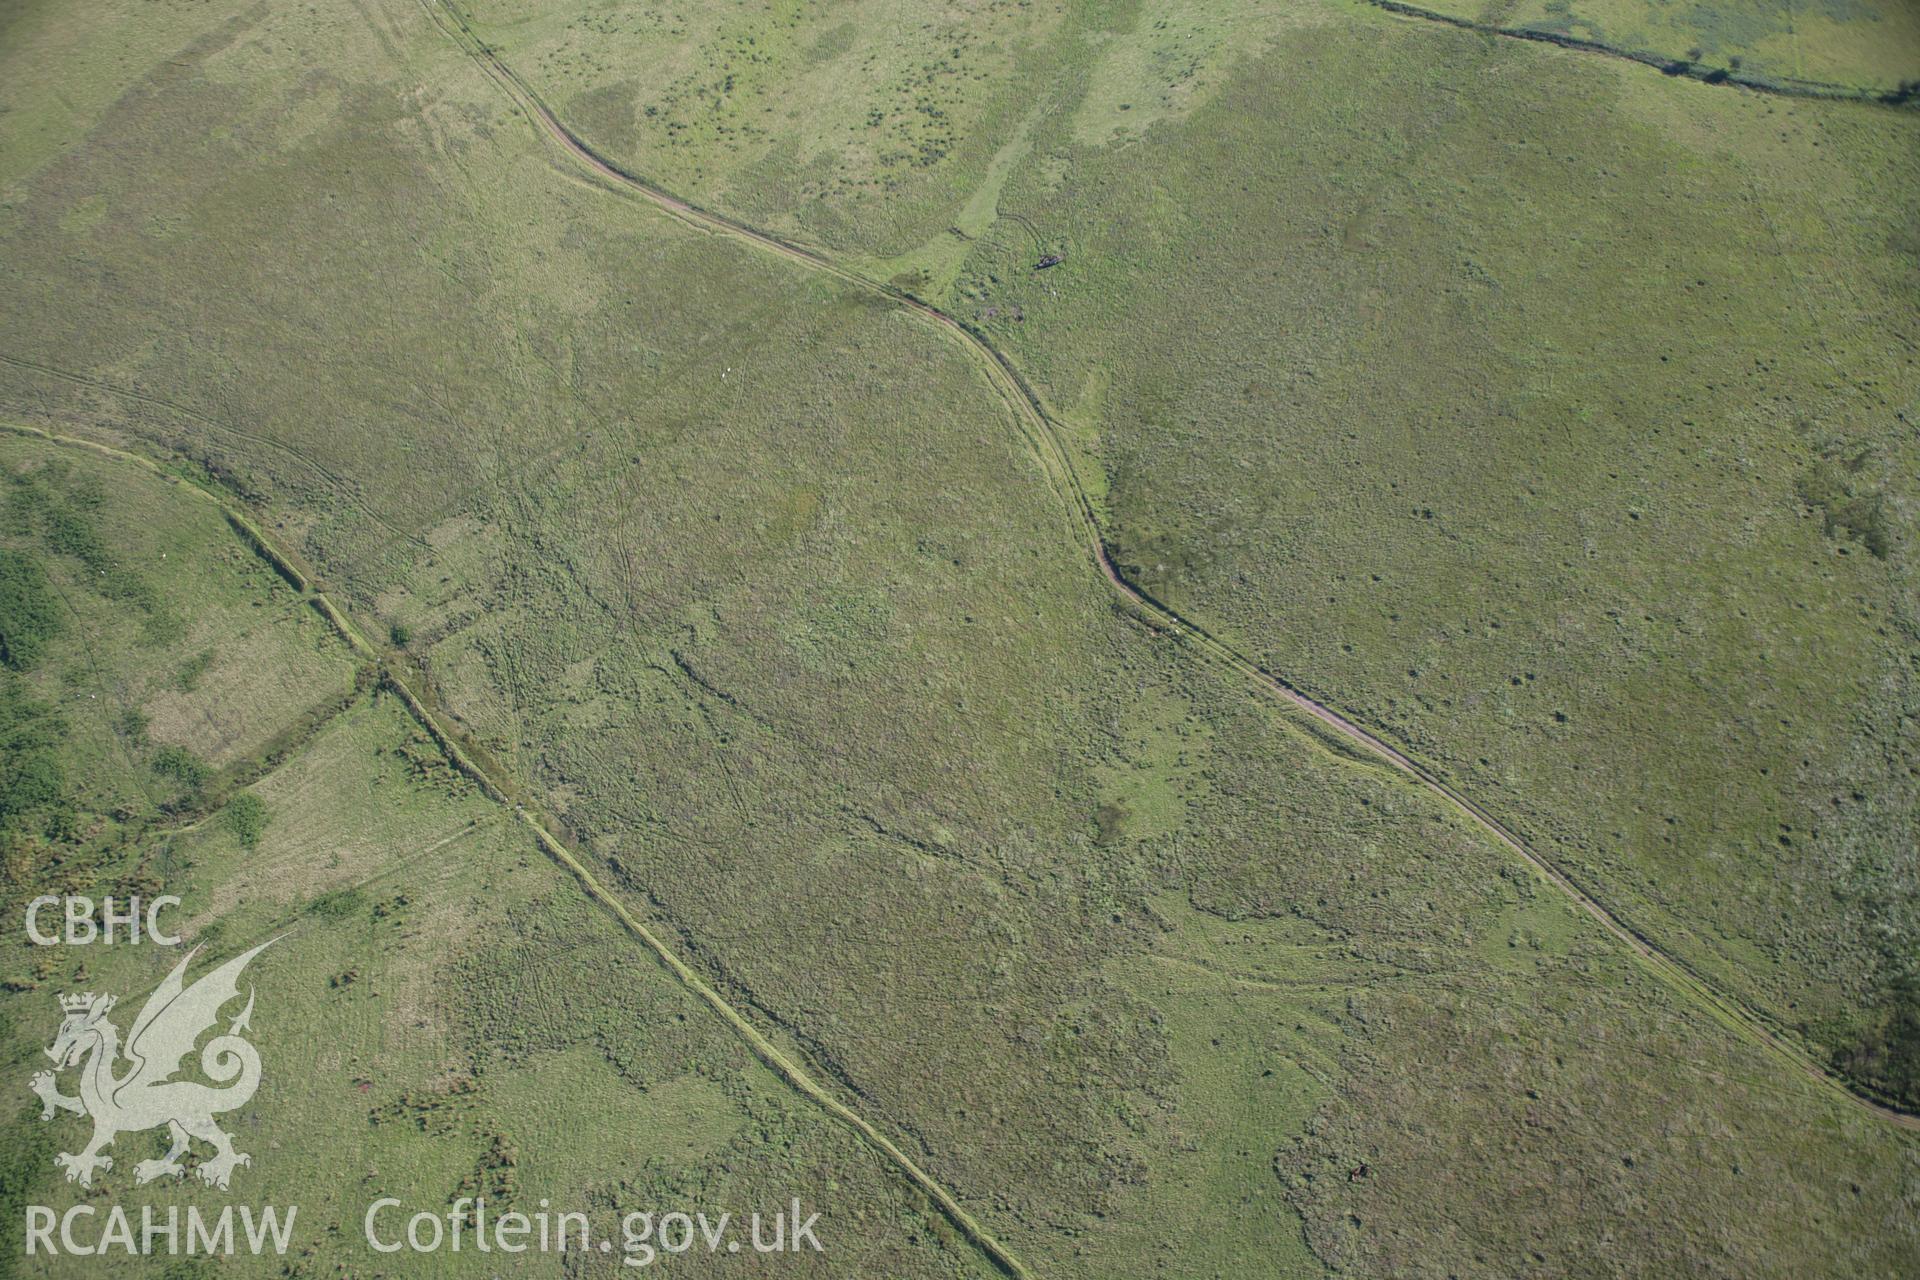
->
[224,792,269,848]
[153,744,209,791]
[0,553,61,671]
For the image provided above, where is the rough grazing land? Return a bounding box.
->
[460,0,1920,1125]
[1,0,1915,1276]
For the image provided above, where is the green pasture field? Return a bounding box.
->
[5,694,996,1279]
[0,433,358,838]
[0,435,992,1279]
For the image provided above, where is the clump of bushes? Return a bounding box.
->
[1,746,64,828]
[0,552,62,671]
[172,649,215,693]
[309,887,365,920]
[224,792,269,848]
[9,470,156,610]
[1,677,72,845]
[153,745,209,792]
[1796,460,1890,558]
[1835,973,1920,1110]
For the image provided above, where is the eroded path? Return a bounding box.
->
[418,0,1920,1136]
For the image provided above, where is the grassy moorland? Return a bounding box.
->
[952,8,1920,1110]
[3,427,1912,1276]
[455,0,1920,1112]
[0,0,1915,1276]
[454,0,1300,263]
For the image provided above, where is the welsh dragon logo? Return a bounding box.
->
[30,940,275,1190]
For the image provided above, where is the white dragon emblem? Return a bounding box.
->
[30,940,275,1190]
